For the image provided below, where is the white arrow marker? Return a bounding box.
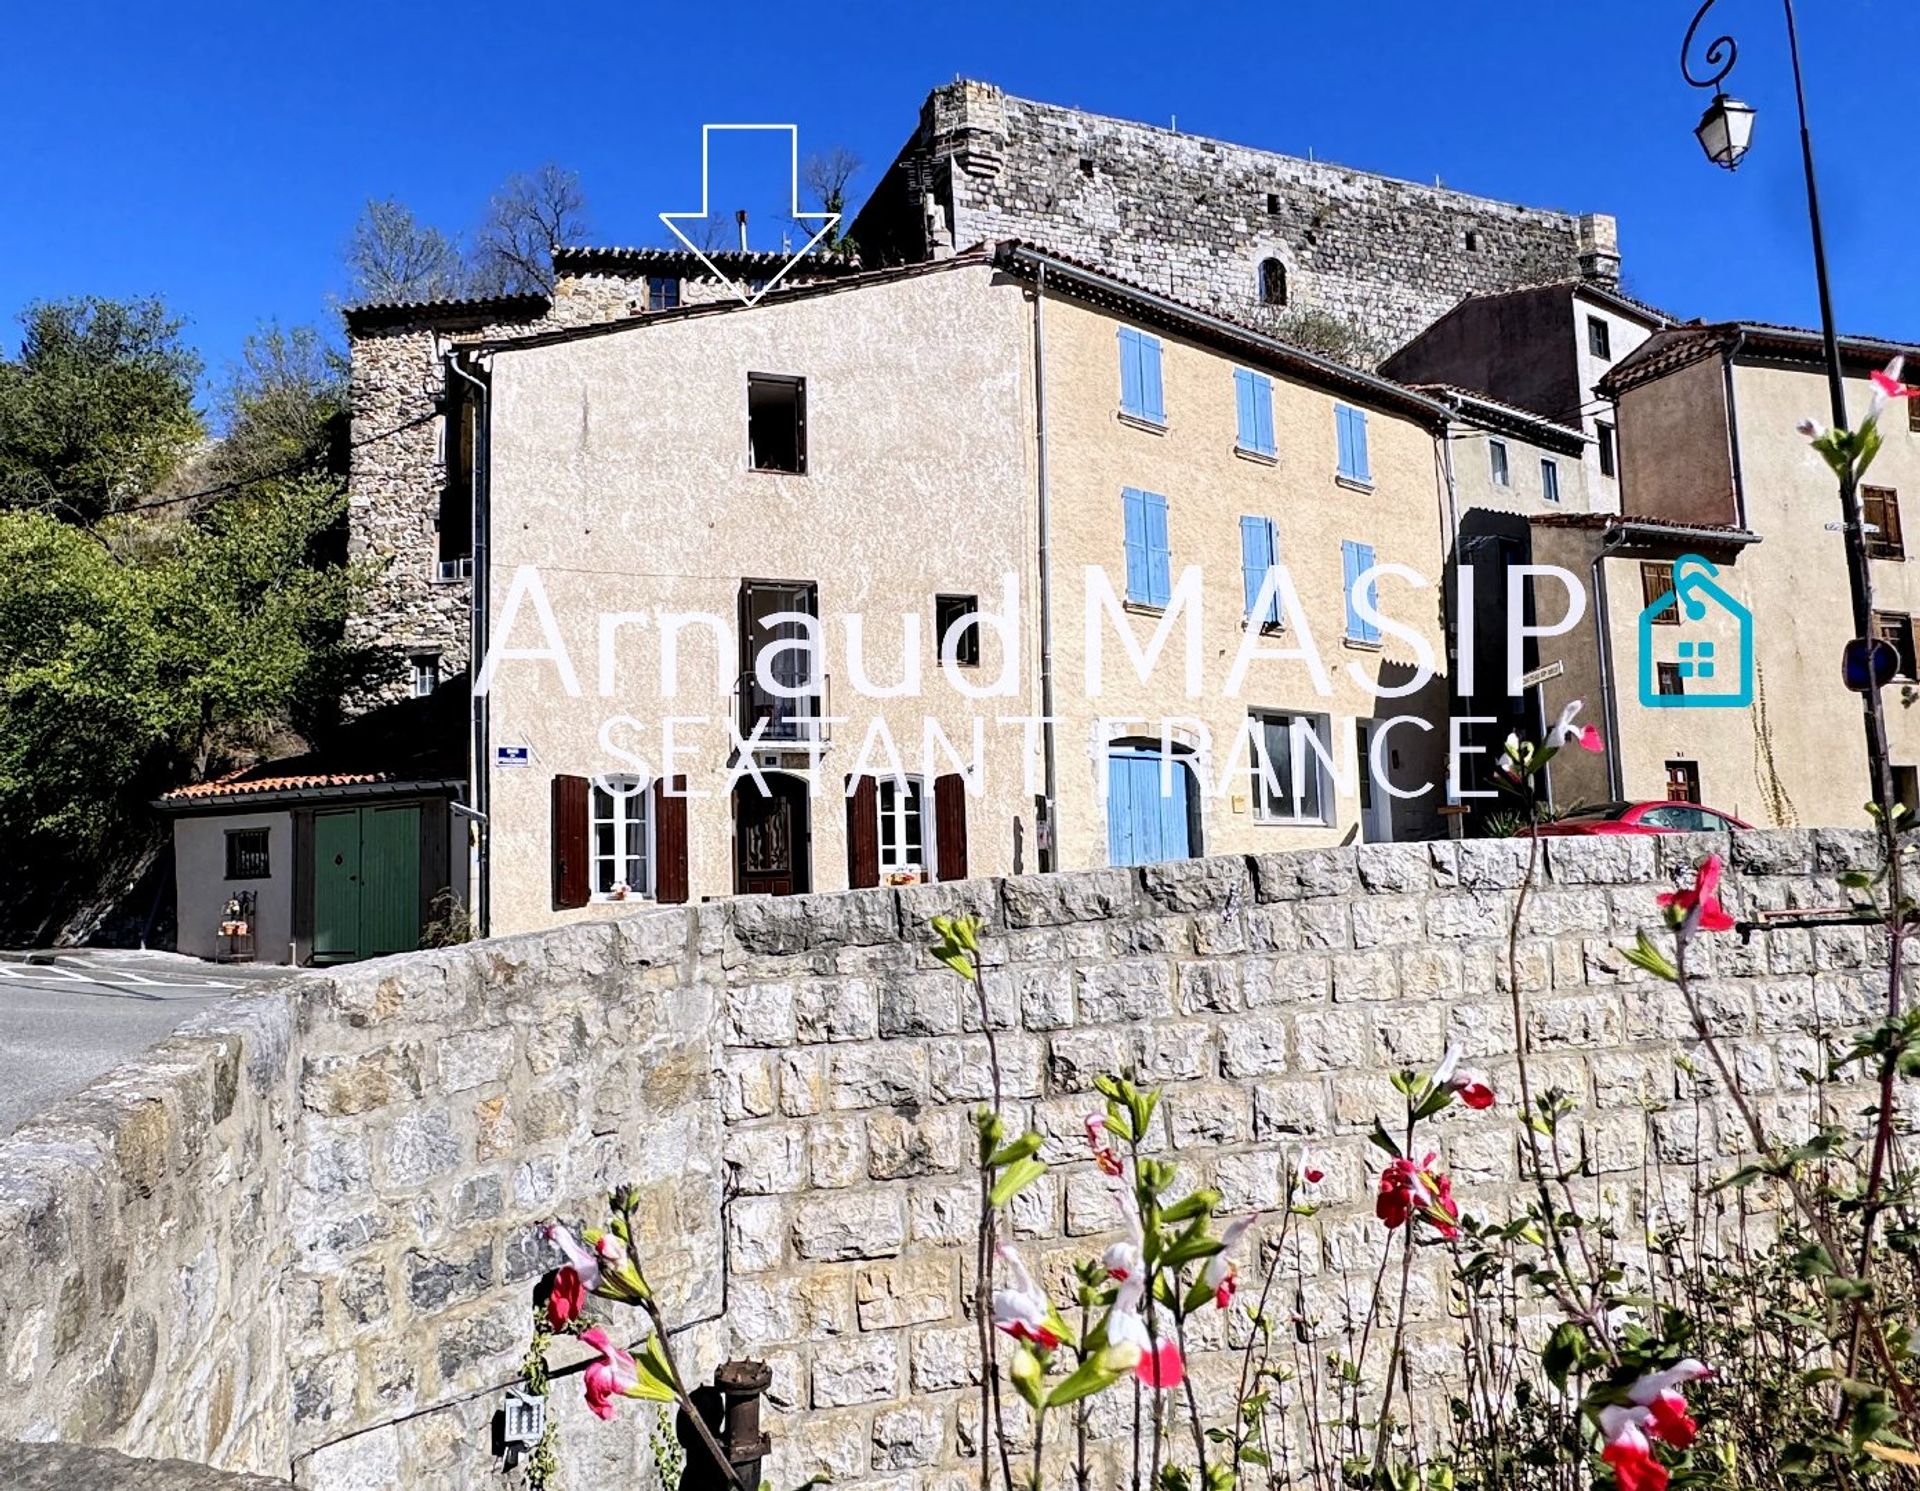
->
[658,124,842,309]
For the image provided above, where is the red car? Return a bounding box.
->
[1518,801,1752,836]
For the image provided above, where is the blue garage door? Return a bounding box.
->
[1106,749,1194,867]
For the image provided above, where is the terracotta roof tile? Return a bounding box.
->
[160,771,393,802]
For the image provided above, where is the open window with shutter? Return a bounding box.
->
[846,774,880,889]
[653,776,690,904]
[935,773,969,882]
[551,774,590,910]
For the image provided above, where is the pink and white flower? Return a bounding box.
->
[1547,699,1604,754]
[1432,1043,1495,1110]
[580,1327,642,1421]
[1085,1115,1125,1177]
[1108,1275,1184,1390]
[1870,356,1920,422]
[1201,1214,1256,1309]
[545,1222,604,1292]
[1657,854,1736,935]
[991,1246,1062,1351]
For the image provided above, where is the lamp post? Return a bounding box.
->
[1682,0,1898,826]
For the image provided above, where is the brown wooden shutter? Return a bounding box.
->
[935,773,969,883]
[654,776,690,904]
[846,775,879,889]
[552,774,590,909]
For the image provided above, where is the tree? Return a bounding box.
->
[0,477,364,858]
[211,323,348,486]
[469,164,591,296]
[800,148,861,261]
[345,199,466,304]
[0,297,203,523]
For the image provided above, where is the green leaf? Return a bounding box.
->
[1542,1322,1584,1394]
[631,1334,681,1403]
[1009,1342,1046,1411]
[1046,1348,1132,1407]
[990,1155,1048,1207]
[1369,1121,1402,1159]
[1618,930,1679,983]
[987,1131,1045,1168]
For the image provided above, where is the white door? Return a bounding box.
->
[1359,723,1393,844]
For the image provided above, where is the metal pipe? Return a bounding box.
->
[1781,0,1897,825]
[1594,535,1626,800]
[445,352,492,939]
[1031,265,1060,871]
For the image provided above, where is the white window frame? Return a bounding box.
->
[589,776,654,900]
[877,775,933,877]
[1250,711,1334,826]
[410,653,439,699]
[1488,438,1510,487]
[1541,457,1562,504]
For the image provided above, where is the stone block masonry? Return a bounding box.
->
[852,80,1620,362]
[0,829,1894,1488]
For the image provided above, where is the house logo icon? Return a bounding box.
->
[1638,552,1753,709]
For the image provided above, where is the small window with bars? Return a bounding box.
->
[225,828,271,880]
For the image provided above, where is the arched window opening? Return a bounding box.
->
[1258,258,1288,307]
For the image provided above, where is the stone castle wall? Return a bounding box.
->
[852,80,1619,362]
[0,830,1890,1487]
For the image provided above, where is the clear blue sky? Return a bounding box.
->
[2,0,1914,396]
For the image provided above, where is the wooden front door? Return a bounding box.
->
[311,804,422,963]
[735,776,809,896]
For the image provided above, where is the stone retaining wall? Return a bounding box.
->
[0,830,1893,1488]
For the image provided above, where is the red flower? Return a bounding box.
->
[1601,1434,1671,1491]
[1376,1157,1417,1229]
[547,1266,586,1329]
[1455,1075,1495,1109]
[1421,1168,1462,1240]
[1657,853,1736,934]
[1645,1392,1697,1449]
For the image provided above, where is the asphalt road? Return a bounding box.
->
[0,950,294,1136]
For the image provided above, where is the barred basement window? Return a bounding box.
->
[225,828,270,880]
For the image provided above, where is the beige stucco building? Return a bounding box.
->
[456,245,1469,934]
[1536,321,1920,824]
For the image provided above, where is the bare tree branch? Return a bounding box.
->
[344,200,466,304]
[469,164,591,296]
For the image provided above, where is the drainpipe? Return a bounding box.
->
[1721,329,1749,530]
[445,352,492,938]
[1031,265,1060,871]
[1594,532,1626,801]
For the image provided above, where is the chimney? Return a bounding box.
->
[736,209,749,253]
[1575,213,1621,287]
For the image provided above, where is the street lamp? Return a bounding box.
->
[1680,0,1898,827]
[1693,93,1756,169]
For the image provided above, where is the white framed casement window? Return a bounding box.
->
[877,776,931,876]
[1250,711,1333,825]
[590,776,653,899]
[1489,438,1510,487]
[1541,457,1562,503]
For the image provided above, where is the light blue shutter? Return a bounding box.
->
[1337,405,1372,482]
[1344,540,1381,643]
[1140,334,1165,423]
[1241,517,1279,625]
[1119,328,1142,416]
[1122,487,1150,601]
[1342,540,1363,639]
[1143,490,1171,606]
[1253,375,1275,455]
[1235,370,1257,450]
[1240,516,1266,618]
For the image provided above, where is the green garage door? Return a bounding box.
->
[312,805,421,964]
